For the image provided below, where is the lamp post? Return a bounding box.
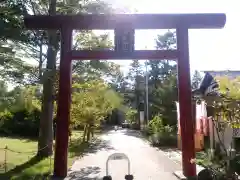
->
[35,85,43,98]
[145,60,149,123]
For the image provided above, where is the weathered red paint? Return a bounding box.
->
[71,50,178,60]
[24,13,226,30]
[23,13,226,178]
[176,27,196,177]
[54,27,72,177]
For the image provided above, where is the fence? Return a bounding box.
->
[0,144,53,178]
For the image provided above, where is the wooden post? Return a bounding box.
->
[177,27,196,177]
[53,27,72,177]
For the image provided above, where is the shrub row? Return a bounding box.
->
[0,109,41,138]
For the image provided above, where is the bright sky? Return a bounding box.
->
[21,0,240,80]
[106,0,240,73]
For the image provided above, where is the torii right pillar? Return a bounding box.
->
[176,18,226,178]
[176,26,196,178]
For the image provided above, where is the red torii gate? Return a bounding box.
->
[24,13,226,178]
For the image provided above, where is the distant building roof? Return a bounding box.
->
[203,70,240,79]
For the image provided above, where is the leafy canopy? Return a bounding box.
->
[70,79,123,128]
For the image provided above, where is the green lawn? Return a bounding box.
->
[0,130,95,179]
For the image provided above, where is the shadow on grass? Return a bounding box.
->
[69,137,114,158]
[67,166,102,180]
[0,133,38,142]
[0,155,48,179]
[0,130,113,179]
[0,162,16,174]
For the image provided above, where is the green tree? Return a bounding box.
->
[0,0,29,42]
[0,0,34,84]
[0,85,42,137]
[199,76,240,178]
[127,60,143,82]
[108,63,131,106]
[0,81,9,111]
[147,31,178,125]
[1,0,129,157]
[126,108,137,124]
[127,60,144,127]
[192,70,202,89]
[71,79,123,142]
[34,0,120,157]
[72,31,115,79]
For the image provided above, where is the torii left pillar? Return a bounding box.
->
[54,27,72,177]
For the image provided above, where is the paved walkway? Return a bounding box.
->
[66,129,181,180]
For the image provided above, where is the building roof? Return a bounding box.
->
[203,70,240,79]
[203,70,240,73]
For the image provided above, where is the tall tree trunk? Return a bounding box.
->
[83,125,87,142]
[87,124,91,142]
[91,125,94,138]
[135,78,141,129]
[39,38,43,80]
[37,0,58,157]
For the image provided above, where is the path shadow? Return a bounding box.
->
[156,146,179,152]
[122,129,179,152]
[67,166,102,180]
[121,129,145,139]
[69,138,115,158]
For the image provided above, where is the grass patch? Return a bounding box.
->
[0,137,38,173]
[0,136,52,179]
[0,130,104,179]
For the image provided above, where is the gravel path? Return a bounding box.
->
[65,129,181,180]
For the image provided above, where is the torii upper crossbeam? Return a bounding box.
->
[24,13,226,178]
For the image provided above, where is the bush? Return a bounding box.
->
[195,150,229,179]
[131,122,139,130]
[230,155,240,175]
[147,115,177,147]
[147,115,163,134]
[0,108,41,138]
[0,110,13,134]
[126,108,137,125]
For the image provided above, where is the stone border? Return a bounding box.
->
[163,150,204,179]
[151,145,205,179]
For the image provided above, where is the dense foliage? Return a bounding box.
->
[71,79,123,141]
[0,84,41,137]
[0,0,127,157]
[125,108,137,124]
[195,76,240,178]
[147,115,176,146]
